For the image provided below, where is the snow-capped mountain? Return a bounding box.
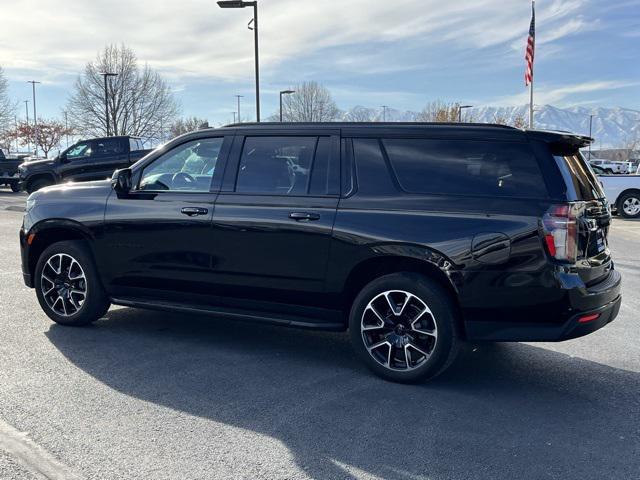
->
[340,105,640,149]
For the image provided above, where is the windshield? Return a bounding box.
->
[554,152,606,201]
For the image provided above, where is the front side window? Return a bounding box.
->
[139,138,223,192]
[235,136,318,195]
[66,142,92,160]
[382,138,548,198]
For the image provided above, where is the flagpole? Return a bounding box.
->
[529,0,535,129]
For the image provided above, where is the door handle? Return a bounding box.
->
[289,212,320,221]
[181,207,209,217]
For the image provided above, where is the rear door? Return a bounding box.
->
[84,137,129,180]
[210,129,340,306]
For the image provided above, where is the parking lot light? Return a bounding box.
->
[217,0,260,122]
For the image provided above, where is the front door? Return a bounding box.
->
[210,132,340,307]
[98,135,231,301]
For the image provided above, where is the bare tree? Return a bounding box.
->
[0,66,16,133]
[344,106,376,122]
[280,82,341,122]
[417,101,460,122]
[66,45,180,141]
[169,117,209,138]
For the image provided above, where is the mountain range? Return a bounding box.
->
[340,105,640,149]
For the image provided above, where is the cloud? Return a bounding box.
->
[492,80,640,106]
[0,0,593,82]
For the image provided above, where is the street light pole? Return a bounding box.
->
[279,90,295,122]
[99,72,118,136]
[217,1,260,122]
[27,81,40,156]
[458,105,473,123]
[232,112,237,123]
[23,100,31,154]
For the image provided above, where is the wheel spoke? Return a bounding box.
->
[362,305,385,331]
[407,342,430,359]
[403,345,411,369]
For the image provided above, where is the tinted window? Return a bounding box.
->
[382,139,548,198]
[309,136,339,195]
[554,153,605,201]
[236,136,319,195]
[94,138,125,157]
[139,138,223,192]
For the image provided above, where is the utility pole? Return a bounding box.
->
[235,95,244,123]
[588,114,595,161]
[99,72,118,136]
[232,112,237,123]
[27,81,40,156]
[381,105,389,122]
[64,111,70,147]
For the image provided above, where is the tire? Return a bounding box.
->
[349,272,460,383]
[10,182,20,192]
[618,192,640,219]
[34,241,110,326]
[27,178,53,194]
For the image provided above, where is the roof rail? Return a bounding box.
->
[219,121,519,130]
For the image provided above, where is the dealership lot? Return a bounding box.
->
[0,188,638,480]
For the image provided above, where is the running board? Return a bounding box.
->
[110,297,346,331]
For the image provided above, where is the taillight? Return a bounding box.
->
[542,204,581,263]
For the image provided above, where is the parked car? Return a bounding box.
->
[589,159,629,174]
[596,171,640,219]
[0,150,30,192]
[19,123,621,383]
[17,136,152,193]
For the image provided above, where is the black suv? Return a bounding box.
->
[18,135,151,193]
[19,123,621,382]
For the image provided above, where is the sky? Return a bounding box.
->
[1,0,639,125]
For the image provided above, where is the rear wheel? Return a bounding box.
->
[619,192,640,219]
[34,241,110,326]
[10,182,20,192]
[349,272,460,383]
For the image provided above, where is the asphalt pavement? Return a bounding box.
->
[0,185,638,480]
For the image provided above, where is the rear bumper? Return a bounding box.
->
[465,269,622,342]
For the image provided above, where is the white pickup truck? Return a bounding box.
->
[593,170,640,218]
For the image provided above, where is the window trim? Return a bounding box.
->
[134,136,228,194]
[379,137,551,201]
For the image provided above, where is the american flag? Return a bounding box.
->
[525,2,535,86]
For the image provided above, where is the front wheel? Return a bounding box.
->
[619,192,640,219]
[349,272,460,383]
[10,182,20,192]
[34,241,110,326]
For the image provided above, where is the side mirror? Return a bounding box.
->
[59,154,69,164]
[111,168,132,193]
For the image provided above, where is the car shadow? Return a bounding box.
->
[45,308,640,480]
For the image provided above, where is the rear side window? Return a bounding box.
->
[382,139,548,198]
[553,154,605,201]
[235,136,336,196]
